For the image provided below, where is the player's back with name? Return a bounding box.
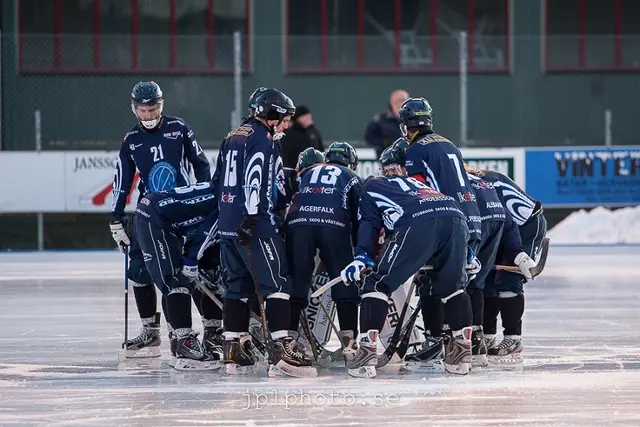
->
[285,163,361,229]
[468,174,506,222]
[361,175,465,229]
[135,182,216,234]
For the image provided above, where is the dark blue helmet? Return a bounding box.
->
[379,139,408,171]
[247,86,268,118]
[131,81,164,129]
[296,147,325,173]
[254,88,296,122]
[324,142,358,170]
[398,97,433,135]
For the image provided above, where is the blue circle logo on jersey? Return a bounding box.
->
[148,161,178,192]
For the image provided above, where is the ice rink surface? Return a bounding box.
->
[1,245,640,427]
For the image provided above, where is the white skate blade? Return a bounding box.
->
[348,365,377,378]
[173,358,222,371]
[472,354,489,366]
[272,360,318,378]
[403,359,445,373]
[226,363,258,375]
[444,361,471,375]
[116,358,163,370]
[118,346,161,361]
[376,363,404,374]
[489,353,523,364]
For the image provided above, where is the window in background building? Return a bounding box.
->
[545,0,640,71]
[285,0,509,73]
[17,0,251,73]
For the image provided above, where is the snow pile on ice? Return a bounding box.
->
[549,206,640,244]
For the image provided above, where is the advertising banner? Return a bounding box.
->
[525,147,640,207]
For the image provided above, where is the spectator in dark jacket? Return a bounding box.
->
[364,89,409,159]
[281,105,324,168]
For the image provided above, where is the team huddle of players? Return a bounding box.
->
[109,82,547,378]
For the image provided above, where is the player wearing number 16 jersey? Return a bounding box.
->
[285,142,363,363]
[108,81,211,359]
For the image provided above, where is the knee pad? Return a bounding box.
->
[165,274,195,296]
[128,257,153,285]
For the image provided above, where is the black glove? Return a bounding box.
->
[237,215,258,245]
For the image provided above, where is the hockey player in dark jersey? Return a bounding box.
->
[211,87,316,378]
[340,142,473,378]
[133,181,221,370]
[109,81,211,359]
[464,170,535,366]
[472,169,547,363]
[285,142,363,364]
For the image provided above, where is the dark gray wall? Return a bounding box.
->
[2,0,639,151]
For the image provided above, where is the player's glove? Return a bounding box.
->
[341,253,376,285]
[466,245,481,281]
[181,258,199,281]
[109,220,130,253]
[237,215,258,245]
[514,251,535,280]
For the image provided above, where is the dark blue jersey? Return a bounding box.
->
[285,163,362,234]
[405,131,482,242]
[468,173,505,222]
[355,174,465,257]
[134,181,218,260]
[111,115,211,220]
[211,120,283,239]
[468,172,523,261]
[480,170,542,226]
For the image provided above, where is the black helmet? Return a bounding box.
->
[247,86,268,118]
[324,142,358,170]
[296,147,325,173]
[379,139,408,171]
[131,81,164,129]
[398,97,433,136]
[254,88,296,122]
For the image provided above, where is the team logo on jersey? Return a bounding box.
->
[221,193,236,203]
[301,186,336,195]
[148,161,177,192]
[457,191,476,203]
[163,131,181,140]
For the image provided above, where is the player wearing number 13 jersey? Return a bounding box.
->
[284,142,363,361]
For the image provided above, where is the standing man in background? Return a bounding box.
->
[364,89,409,159]
[280,105,324,169]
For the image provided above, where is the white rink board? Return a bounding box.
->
[1,245,640,426]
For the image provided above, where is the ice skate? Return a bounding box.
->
[173,330,222,371]
[203,327,224,362]
[443,327,472,375]
[485,334,497,351]
[224,336,258,375]
[168,330,177,367]
[488,336,523,364]
[471,327,488,367]
[404,335,444,373]
[317,330,356,368]
[347,330,378,378]
[119,312,162,360]
[269,335,317,378]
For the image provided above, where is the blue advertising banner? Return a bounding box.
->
[525,147,640,207]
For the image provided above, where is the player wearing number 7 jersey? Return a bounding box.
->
[340,141,473,378]
[109,81,211,359]
[211,87,316,378]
